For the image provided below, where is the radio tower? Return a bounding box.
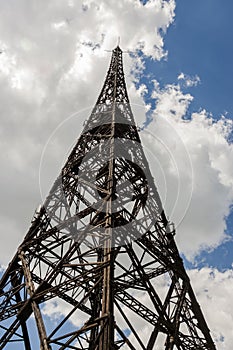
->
[0,46,216,349]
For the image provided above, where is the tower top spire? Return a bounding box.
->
[96,41,129,106]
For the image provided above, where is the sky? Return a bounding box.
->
[0,0,233,349]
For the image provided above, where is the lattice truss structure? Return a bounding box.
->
[0,47,216,350]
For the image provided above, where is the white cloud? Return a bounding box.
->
[177,72,201,87]
[42,297,87,328]
[142,81,233,259]
[40,267,233,350]
[0,2,232,348]
[188,267,233,350]
[124,267,233,349]
[151,79,193,119]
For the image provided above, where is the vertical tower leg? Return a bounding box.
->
[19,251,51,350]
[11,271,32,350]
[99,242,114,349]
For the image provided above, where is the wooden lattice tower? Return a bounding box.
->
[0,46,216,350]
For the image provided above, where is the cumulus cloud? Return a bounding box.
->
[0,0,175,265]
[41,267,233,350]
[124,267,233,349]
[177,72,201,87]
[188,267,233,350]
[142,80,233,259]
[0,2,232,348]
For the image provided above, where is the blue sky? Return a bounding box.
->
[138,0,233,271]
[154,0,233,118]
[0,0,232,348]
[139,0,233,117]
[170,0,233,270]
